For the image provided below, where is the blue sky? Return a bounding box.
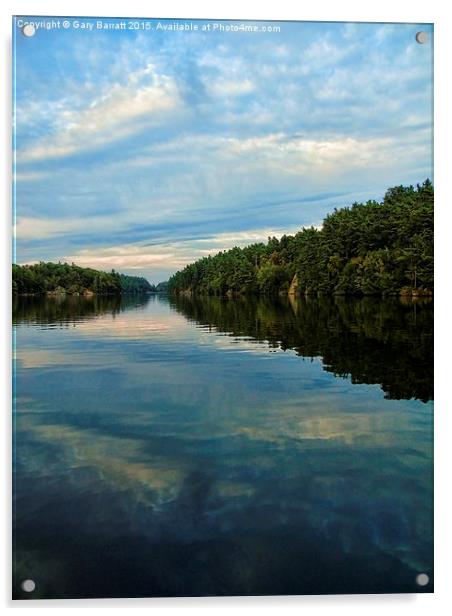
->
[13,18,433,283]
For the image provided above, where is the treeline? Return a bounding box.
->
[168,180,433,297]
[119,273,155,294]
[12,262,156,296]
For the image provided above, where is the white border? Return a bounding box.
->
[2,1,451,614]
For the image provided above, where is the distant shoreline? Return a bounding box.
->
[12,261,168,296]
[14,290,167,297]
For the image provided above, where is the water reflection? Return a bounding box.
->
[170,295,433,402]
[13,295,433,598]
[13,294,148,327]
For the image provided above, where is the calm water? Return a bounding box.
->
[13,294,433,598]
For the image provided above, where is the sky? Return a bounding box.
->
[13,17,433,283]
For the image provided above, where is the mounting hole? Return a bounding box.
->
[415,31,428,44]
[416,573,429,587]
[21,579,36,593]
[22,24,36,37]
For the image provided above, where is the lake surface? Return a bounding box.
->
[13,294,433,598]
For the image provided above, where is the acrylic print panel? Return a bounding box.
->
[12,16,433,599]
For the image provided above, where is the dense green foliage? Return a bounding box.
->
[171,294,433,402]
[168,181,433,296]
[118,273,155,294]
[12,261,154,296]
[155,281,169,293]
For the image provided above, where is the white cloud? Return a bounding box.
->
[302,36,357,72]
[14,217,88,240]
[63,243,184,271]
[14,214,127,241]
[198,50,256,99]
[218,133,398,176]
[194,228,302,246]
[120,132,397,172]
[18,64,182,163]
[207,78,255,97]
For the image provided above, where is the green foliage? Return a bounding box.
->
[257,261,290,294]
[168,180,433,297]
[12,262,154,296]
[118,274,155,294]
[155,281,169,293]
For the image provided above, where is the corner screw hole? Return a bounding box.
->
[416,573,429,587]
[415,31,428,44]
[22,24,36,37]
[21,579,36,593]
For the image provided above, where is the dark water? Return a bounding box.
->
[13,294,433,599]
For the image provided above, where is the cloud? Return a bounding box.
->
[194,228,303,245]
[14,217,88,240]
[63,246,178,270]
[14,215,126,241]
[150,132,401,178]
[18,64,182,162]
[302,35,357,71]
[121,132,400,175]
[207,78,255,97]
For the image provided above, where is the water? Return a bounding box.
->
[12,294,433,598]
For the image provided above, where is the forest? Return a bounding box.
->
[12,261,155,296]
[168,180,433,297]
